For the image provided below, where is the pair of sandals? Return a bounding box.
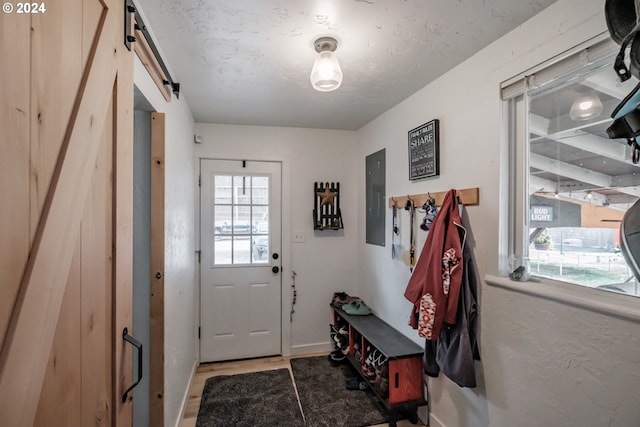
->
[361,346,387,377]
[342,301,372,316]
[370,364,389,397]
[361,346,389,397]
[330,322,349,354]
[331,292,361,308]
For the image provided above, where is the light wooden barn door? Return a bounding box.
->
[0,0,134,426]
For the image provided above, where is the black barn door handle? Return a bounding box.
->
[122,327,143,403]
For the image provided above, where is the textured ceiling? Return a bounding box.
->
[136,0,558,130]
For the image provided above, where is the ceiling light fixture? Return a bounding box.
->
[569,92,603,121]
[310,37,343,92]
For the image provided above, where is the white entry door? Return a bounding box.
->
[200,159,282,362]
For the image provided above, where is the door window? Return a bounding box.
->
[212,174,270,265]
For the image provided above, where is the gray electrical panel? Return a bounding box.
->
[366,149,386,246]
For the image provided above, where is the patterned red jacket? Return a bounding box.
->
[404,189,464,340]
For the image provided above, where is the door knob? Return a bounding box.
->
[272,266,280,274]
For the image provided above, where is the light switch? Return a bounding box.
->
[293,230,305,243]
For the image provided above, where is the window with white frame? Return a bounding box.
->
[504,36,640,296]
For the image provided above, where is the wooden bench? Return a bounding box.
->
[333,307,426,426]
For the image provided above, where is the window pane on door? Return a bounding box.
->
[252,235,269,263]
[252,206,268,233]
[214,238,232,265]
[252,205,269,264]
[214,205,232,235]
[214,175,232,204]
[233,236,250,264]
[252,176,269,204]
[233,206,251,235]
[234,175,251,204]
[212,173,271,266]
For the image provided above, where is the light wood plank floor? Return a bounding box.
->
[179,353,426,427]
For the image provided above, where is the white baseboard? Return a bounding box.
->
[173,358,198,427]
[290,341,333,355]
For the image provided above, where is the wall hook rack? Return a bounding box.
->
[388,187,479,208]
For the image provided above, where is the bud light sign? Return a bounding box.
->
[530,206,553,222]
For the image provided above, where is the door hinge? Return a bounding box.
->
[198,327,201,339]
[198,175,201,187]
[196,250,201,263]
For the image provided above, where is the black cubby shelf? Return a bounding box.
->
[332,307,426,427]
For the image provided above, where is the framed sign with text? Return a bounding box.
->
[408,119,439,180]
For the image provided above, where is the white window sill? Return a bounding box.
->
[484,274,640,322]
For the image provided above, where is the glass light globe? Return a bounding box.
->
[569,93,603,121]
[310,51,343,92]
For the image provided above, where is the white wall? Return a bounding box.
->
[194,124,358,353]
[134,55,198,427]
[356,0,640,426]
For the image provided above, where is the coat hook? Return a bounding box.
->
[404,196,413,210]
